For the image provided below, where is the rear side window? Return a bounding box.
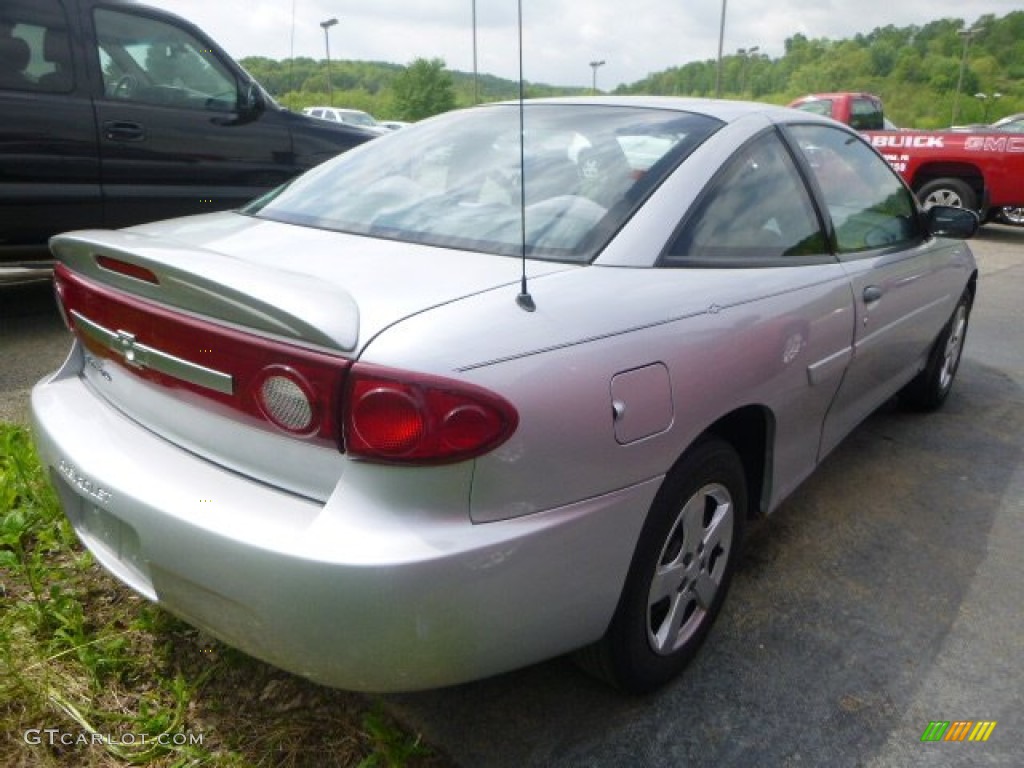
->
[665,131,828,265]
[93,8,238,111]
[0,0,74,93]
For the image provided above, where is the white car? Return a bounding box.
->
[34,97,978,694]
[302,106,389,135]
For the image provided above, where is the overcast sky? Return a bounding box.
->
[153,0,1020,89]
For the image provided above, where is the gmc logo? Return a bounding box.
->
[964,136,1024,153]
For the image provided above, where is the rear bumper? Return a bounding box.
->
[31,352,656,691]
[0,261,54,285]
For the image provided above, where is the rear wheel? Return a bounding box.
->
[900,290,971,411]
[576,437,746,693]
[917,178,977,212]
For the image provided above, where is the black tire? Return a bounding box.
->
[917,178,978,212]
[575,437,746,693]
[900,290,972,411]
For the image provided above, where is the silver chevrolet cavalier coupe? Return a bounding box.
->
[32,97,978,693]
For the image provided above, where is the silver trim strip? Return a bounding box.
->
[71,310,234,395]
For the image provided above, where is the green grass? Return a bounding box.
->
[0,424,448,768]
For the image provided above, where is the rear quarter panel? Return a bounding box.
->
[359,262,856,524]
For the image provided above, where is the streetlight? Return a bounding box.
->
[951,26,980,126]
[589,60,605,94]
[738,45,759,94]
[715,0,727,97]
[320,17,338,106]
[974,92,1002,122]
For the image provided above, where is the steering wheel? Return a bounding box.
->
[112,74,138,99]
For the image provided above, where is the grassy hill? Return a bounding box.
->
[242,9,1023,128]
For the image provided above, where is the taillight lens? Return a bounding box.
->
[344,365,518,464]
[95,254,160,284]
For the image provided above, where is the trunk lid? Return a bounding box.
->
[51,212,569,354]
[50,212,571,499]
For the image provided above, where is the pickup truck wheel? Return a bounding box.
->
[917,178,977,212]
[574,437,746,693]
[998,207,1024,226]
[900,290,971,411]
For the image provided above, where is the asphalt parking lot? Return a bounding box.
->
[383,225,1024,767]
[2,225,1022,767]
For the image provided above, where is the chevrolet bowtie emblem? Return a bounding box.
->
[116,330,144,367]
[71,310,234,395]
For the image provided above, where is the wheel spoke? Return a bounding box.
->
[693,572,718,609]
[680,493,709,552]
[649,559,686,605]
[653,592,691,653]
[702,496,733,555]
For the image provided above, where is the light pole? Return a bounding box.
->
[589,60,605,94]
[974,92,1002,122]
[320,17,338,106]
[738,45,759,94]
[471,0,479,104]
[951,26,979,126]
[715,0,727,97]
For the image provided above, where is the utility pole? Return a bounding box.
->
[320,17,338,106]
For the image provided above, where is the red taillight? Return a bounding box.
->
[95,255,160,284]
[344,365,518,464]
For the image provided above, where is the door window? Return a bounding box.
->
[93,8,237,111]
[665,131,828,265]
[788,124,921,255]
[0,0,73,92]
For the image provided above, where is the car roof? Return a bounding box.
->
[992,112,1024,126]
[305,106,368,114]
[488,95,834,127]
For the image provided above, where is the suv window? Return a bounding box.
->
[93,8,237,111]
[0,0,74,92]
[665,131,828,265]
[789,124,921,254]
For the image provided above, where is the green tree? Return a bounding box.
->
[392,58,456,121]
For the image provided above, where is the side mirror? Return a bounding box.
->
[239,81,265,117]
[925,205,979,240]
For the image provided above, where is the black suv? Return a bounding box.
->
[1,0,373,283]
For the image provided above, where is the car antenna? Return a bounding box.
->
[514,0,536,312]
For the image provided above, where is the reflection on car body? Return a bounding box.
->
[33,97,978,693]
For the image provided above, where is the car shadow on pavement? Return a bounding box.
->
[385,360,1022,768]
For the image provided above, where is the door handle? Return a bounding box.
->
[103,121,145,141]
[863,285,883,303]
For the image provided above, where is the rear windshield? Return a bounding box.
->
[244,104,722,263]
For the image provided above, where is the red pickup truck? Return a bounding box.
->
[789,92,1024,225]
